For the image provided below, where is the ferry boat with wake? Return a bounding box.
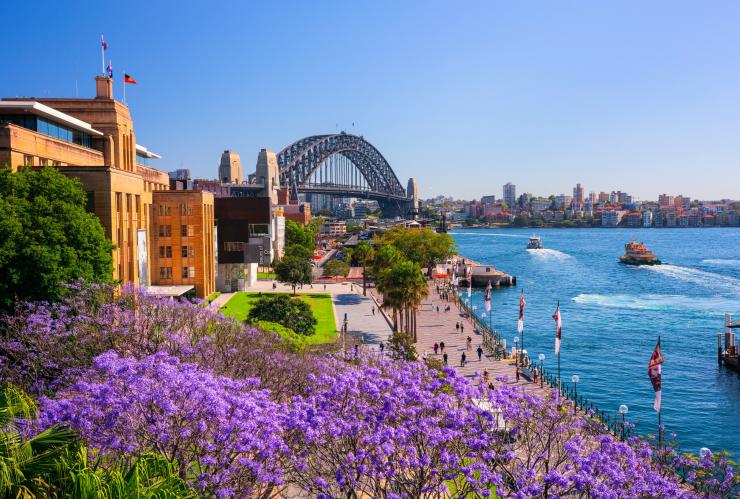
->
[527,236,543,250]
[619,241,661,266]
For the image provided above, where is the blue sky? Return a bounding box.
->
[3,1,740,200]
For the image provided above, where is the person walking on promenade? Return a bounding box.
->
[456,321,460,332]
[460,323,464,334]
[324,284,327,291]
[379,342,385,354]
[433,342,439,355]
[443,352,448,366]
[371,306,375,315]
[466,336,472,351]
[477,345,483,361]
[460,352,467,367]
[422,351,428,363]
[440,341,445,353]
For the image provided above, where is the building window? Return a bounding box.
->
[180,204,193,215]
[159,267,172,279]
[116,193,122,213]
[181,245,188,257]
[159,246,172,258]
[159,204,171,216]
[158,225,172,237]
[159,246,164,258]
[182,266,195,279]
[23,155,34,166]
[224,242,245,252]
[250,224,270,236]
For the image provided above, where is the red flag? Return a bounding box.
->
[517,290,525,333]
[648,338,664,412]
[124,73,138,84]
[552,301,562,354]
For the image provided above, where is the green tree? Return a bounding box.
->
[285,219,315,253]
[512,215,530,227]
[0,167,114,310]
[323,258,350,278]
[247,294,317,336]
[377,260,428,340]
[352,241,375,296]
[379,227,455,277]
[274,256,312,295]
[284,243,313,261]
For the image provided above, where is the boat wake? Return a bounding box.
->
[643,264,740,294]
[527,248,571,260]
[452,232,531,239]
[702,258,740,268]
[572,293,739,314]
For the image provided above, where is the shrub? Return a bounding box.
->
[247,294,317,336]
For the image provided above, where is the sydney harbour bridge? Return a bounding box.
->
[277,133,418,218]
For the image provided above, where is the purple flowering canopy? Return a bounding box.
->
[2,282,736,497]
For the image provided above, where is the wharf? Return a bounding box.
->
[453,256,516,288]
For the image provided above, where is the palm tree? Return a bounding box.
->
[353,242,375,296]
[378,260,428,341]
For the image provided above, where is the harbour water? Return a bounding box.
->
[451,227,740,456]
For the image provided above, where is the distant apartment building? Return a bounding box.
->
[480,195,496,204]
[626,211,642,227]
[150,190,216,298]
[555,194,573,209]
[589,191,597,204]
[573,183,584,204]
[530,198,551,212]
[642,210,653,227]
[0,76,174,290]
[602,210,627,227]
[503,182,516,208]
[598,192,610,203]
[658,194,674,207]
[320,220,346,237]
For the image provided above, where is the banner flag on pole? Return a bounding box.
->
[466,265,472,298]
[106,60,113,78]
[552,301,562,354]
[124,73,138,84]
[648,338,664,412]
[517,290,525,333]
[101,35,108,50]
[484,280,492,312]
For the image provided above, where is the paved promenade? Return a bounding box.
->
[411,283,547,392]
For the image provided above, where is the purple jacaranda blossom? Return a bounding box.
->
[38,351,289,498]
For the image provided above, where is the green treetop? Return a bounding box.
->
[0,167,114,310]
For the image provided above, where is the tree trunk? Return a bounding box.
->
[393,308,398,332]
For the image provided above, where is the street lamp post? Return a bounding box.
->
[571,375,580,407]
[619,404,629,441]
[513,336,520,369]
[343,316,348,353]
[539,353,545,388]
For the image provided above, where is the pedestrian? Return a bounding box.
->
[433,342,439,355]
[483,369,489,382]
[379,342,385,354]
[422,351,428,362]
[477,345,483,361]
[443,352,448,366]
[324,284,327,291]
[467,336,472,351]
[460,352,467,367]
[456,321,460,332]
[440,341,445,353]
[516,367,520,382]
[460,323,464,334]
[272,281,277,290]
[372,306,375,315]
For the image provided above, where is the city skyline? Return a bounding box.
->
[3,1,740,199]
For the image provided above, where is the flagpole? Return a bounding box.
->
[123,71,126,104]
[657,335,662,450]
[557,300,561,391]
[101,35,105,75]
[520,289,524,367]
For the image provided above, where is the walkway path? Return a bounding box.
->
[411,283,548,392]
[208,292,235,310]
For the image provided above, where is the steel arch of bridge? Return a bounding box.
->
[277,133,407,200]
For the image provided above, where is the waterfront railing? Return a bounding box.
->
[452,287,634,441]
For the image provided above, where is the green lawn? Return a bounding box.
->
[257,272,277,280]
[219,292,337,345]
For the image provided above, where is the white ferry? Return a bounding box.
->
[527,236,543,250]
